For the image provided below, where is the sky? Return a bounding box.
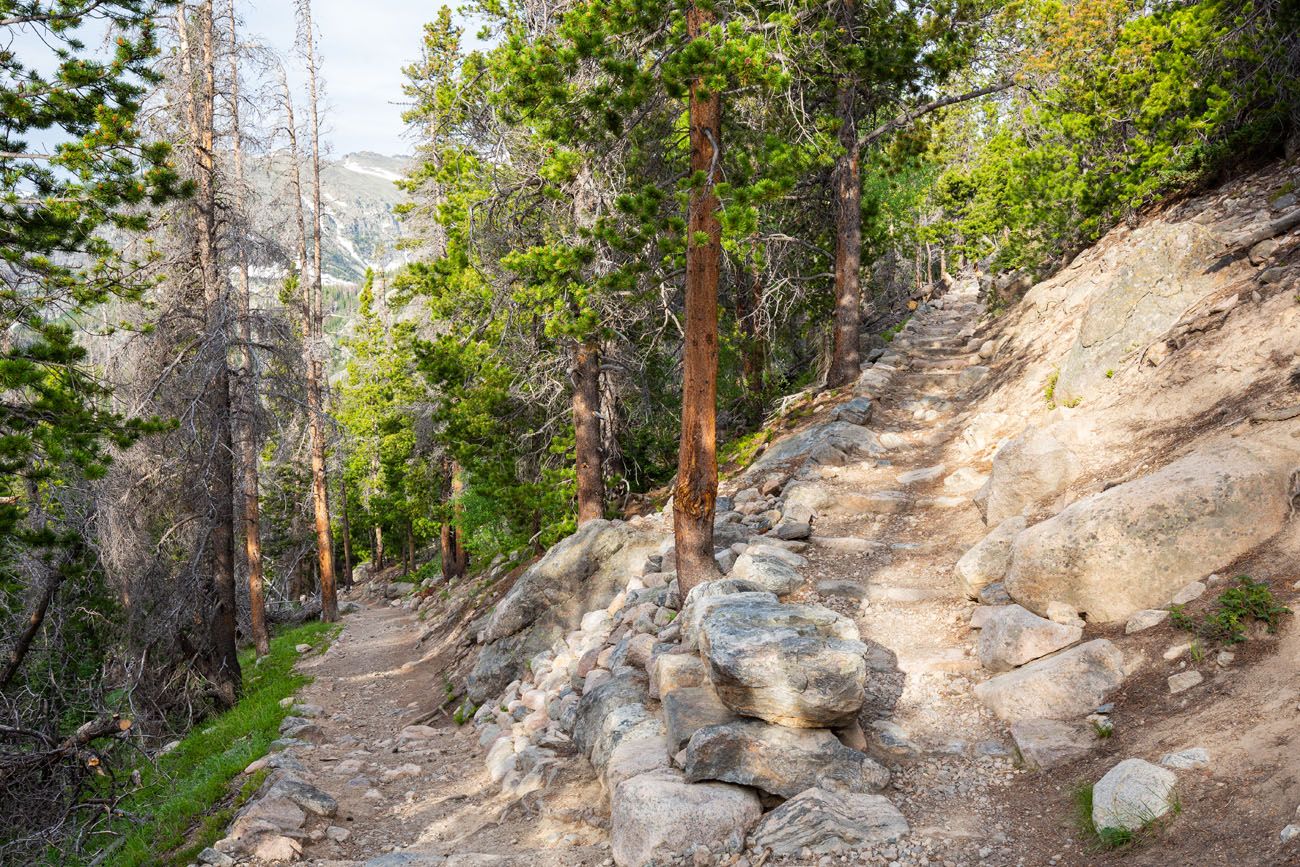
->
[241,0,452,158]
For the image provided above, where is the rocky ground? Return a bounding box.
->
[196,160,1300,867]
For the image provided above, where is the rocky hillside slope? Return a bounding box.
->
[202,158,1300,867]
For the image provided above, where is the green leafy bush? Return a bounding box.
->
[1169,576,1290,645]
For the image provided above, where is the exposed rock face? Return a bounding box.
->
[1011,718,1096,770]
[974,640,1125,722]
[468,520,663,701]
[679,584,774,650]
[699,597,867,728]
[976,604,1082,672]
[955,516,1027,597]
[1091,759,1179,832]
[572,673,661,774]
[610,769,761,867]
[1005,437,1300,623]
[1054,222,1223,404]
[977,428,1081,525]
[749,788,909,857]
[682,718,889,798]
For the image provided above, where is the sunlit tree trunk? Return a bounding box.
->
[674,2,724,598]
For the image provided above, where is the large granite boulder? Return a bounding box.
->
[610,769,761,867]
[1005,437,1300,623]
[683,719,889,798]
[1054,222,1222,404]
[748,421,885,475]
[679,583,773,650]
[749,788,909,857]
[573,673,659,774]
[1091,759,1179,833]
[955,516,1027,597]
[976,604,1082,672]
[468,520,663,701]
[976,427,1080,525]
[1011,718,1096,770]
[974,639,1125,722]
[699,596,866,728]
[663,686,739,755]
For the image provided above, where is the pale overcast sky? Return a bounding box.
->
[240,0,456,158]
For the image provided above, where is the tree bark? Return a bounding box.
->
[339,457,353,588]
[573,339,605,524]
[225,0,268,658]
[674,3,723,598]
[826,0,862,390]
[294,0,337,622]
[0,572,61,689]
[736,263,766,421]
[179,0,240,706]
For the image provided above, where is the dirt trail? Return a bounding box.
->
[263,602,610,866]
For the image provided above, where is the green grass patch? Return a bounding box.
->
[1169,576,1290,645]
[718,428,772,472]
[99,620,340,867]
[1044,370,1060,408]
[1074,781,1181,852]
[880,317,910,343]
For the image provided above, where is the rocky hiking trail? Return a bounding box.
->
[198,207,1300,867]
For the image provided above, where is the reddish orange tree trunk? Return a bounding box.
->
[826,0,863,390]
[573,339,605,524]
[674,3,724,598]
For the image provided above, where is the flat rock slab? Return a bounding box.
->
[611,769,761,867]
[1092,758,1178,833]
[649,652,707,699]
[977,604,1082,672]
[683,718,889,798]
[898,465,947,486]
[1011,718,1096,770]
[663,686,740,755]
[1160,747,1210,770]
[974,639,1125,722]
[1125,609,1170,633]
[700,596,867,728]
[750,788,910,857]
[680,583,773,650]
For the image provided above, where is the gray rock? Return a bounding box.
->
[1011,718,1095,770]
[680,584,774,650]
[699,597,867,728]
[745,543,807,568]
[663,686,740,755]
[955,517,1027,597]
[1092,759,1178,832]
[572,672,647,759]
[683,718,889,798]
[1159,747,1210,770]
[266,778,338,817]
[610,769,761,867]
[976,604,1082,672]
[649,652,707,699]
[960,365,990,388]
[979,427,1080,525]
[978,582,1013,605]
[1168,670,1203,694]
[833,396,874,426]
[468,520,663,701]
[198,848,235,867]
[1125,609,1170,634]
[1171,581,1206,605]
[867,720,920,761]
[1006,437,1300,623]
[974,639,1125,722]
[748,421,885,475]
[898,464,946,486]
[772,519,812,541]
[603,733,672,795]
[729,553,802,594]
[749,788,909,857]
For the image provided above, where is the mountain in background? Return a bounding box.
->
[250,151,413,288]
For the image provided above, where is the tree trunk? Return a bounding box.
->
[293,0,336,622]
[573,339,604,524]
[736,264,766,422]
[451,463,468,576]
[826,10,862,390]
[178,1,241,706]
[674,3,724,599]
[339,462,353,588]
[0,569,62,689]
[225,0,268,658]
[374,524,384,571]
